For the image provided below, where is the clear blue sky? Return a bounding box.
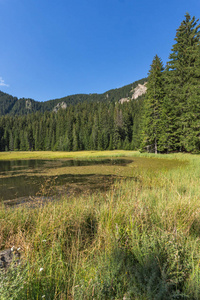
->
[0,0,199,102]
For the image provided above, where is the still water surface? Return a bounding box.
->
[0,159,132,205]
[0,157,185,206]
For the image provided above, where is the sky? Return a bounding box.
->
[0,0,200,102]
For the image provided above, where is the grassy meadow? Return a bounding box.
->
[0,150,137,160]
[1,151,200,299]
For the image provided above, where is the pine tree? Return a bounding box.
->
[14,132,20,150]
[91,115,98,150]
[72,123,79,151]
[141,55,165,153]
[165,13,200,152]
[132,117,140,149]
[9,131,14,151]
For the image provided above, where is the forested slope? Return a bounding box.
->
[0,95,145,151]
[0,78,146,116]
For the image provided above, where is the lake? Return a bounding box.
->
[0,156,185,206]
[0,158,133,206]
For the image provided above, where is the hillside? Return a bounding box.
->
[0,78,147,116]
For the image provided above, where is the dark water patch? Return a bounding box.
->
[0,175,47,201]
[60,159,133,167]
[0,159,132,177]
[0,160,46,174]
[0,158,133,204]
[0,156,185,206]
[1,174,122,207]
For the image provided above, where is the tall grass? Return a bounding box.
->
[1,152,200,299]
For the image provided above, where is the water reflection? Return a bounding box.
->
[0,160,45,173]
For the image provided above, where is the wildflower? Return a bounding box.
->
[42,240,47,242]
[42,296,45,298]
[17,247,21,251]
[11,246,15,251]
[39,268,44,272]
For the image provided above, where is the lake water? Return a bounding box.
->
[0,159,133,206]
[0,156,185,206]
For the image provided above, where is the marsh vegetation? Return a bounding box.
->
[1,150,200,299]
[0,150,183,205]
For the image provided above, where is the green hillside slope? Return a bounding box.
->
[0,78,146,116]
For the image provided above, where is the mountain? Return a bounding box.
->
[0,78,147,116]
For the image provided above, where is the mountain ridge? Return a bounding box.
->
[0,78,147,116]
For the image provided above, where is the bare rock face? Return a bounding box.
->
[119,82,147,104]
[132,82,147,100]
[119,97,130,104]
[53,101,67,113]
[0,248,21,269]
[26,99,32,110]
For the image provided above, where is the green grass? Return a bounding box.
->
[0,151,200,299]
[0,150,135,160]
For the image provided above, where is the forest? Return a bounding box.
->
[0,98,144,152]
[0,13,199,153]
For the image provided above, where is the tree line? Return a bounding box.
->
[0,99,144,152]
[142,13,200,153]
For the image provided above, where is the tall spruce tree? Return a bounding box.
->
[141,55,164,153]
[165,13,200,152]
